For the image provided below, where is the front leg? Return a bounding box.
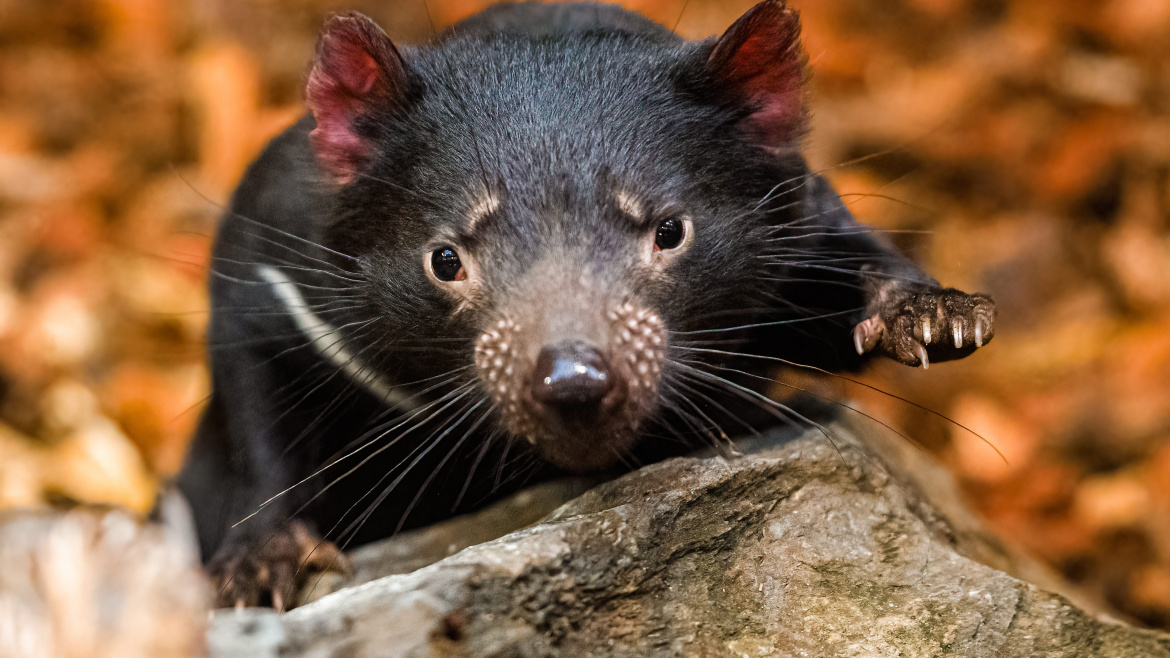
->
[797,173,997,369]
[177,373,349,609]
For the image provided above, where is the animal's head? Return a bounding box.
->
[304,1,814,471]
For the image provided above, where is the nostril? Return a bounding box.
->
[531,341,614,408]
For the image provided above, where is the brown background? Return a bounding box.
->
[0,0,1168,628]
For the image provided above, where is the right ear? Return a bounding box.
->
[306,13,406,185]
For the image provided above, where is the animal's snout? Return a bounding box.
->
[530,341,616,410]
[475,300,667,470]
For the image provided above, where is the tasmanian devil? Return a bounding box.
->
[177,0,997,609]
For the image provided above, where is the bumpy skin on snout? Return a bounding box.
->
[177,0,996,609]
[476,298,667,472]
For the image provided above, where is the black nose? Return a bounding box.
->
[531,341,614,410]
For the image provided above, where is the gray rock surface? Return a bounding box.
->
[208,412,1170,657]
[0,506,209,658]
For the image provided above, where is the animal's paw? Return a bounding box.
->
[853,287,996,369]
[208,520,350,610]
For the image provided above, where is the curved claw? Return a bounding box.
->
[852,316,884,356]
[868,285,996,369]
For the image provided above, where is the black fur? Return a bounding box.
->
[177,1,990,607]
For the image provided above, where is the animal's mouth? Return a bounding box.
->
[474,303,667,472]
[523,422,644,473]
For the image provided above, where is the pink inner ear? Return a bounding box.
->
[305,15,403,184]
[306,55,375,184]
[710,1,806,148]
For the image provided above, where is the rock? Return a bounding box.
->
[299,478,596,605]
[208,409,1170,657]
[0,500,209,658]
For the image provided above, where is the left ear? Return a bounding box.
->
[707,0,807,151]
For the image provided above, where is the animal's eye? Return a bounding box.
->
[655,217,685,250]
[430,247,465,282]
